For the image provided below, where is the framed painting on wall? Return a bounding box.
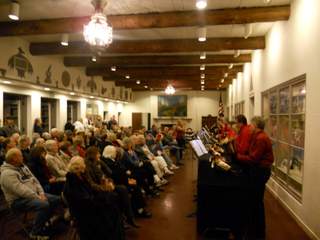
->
[158,95,187,117]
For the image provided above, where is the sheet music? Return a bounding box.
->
[190,139,208,157]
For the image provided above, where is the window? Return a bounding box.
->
[235,101,245,116]
[262,74,306,201]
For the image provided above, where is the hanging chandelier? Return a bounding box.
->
[83,0,113,51]
[165,84,176,95]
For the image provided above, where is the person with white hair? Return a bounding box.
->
[0,148,60,239]
[63,156,124,240]
[102,145,152,219]
[45,140,68,182]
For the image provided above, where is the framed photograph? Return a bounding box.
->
[269,91,277,114]
[276,142,291,175]
[279,87,289,113]
[158,95,187,117]
[291,115,305,147]
[288,147,303,184]
[279,115,290,142]
[267,116,278,139]
[292,82,306,113]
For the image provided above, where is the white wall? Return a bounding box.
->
[121,90,226,130]
[228,0,320,238]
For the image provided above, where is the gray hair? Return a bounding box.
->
[5,148,21,163]
[45,140,58,152]
[251,116,266,130]
[19,135,30,146]
[102,145,117,159]
[68,156,85,174]
[122,137,132,149]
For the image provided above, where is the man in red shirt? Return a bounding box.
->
[235,115,252,155]
[237,116,274,240]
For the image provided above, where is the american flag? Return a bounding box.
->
[218,92,224,118]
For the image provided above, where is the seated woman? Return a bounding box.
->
[102,145,151,219]
[85,146,141,227]
[63,156,124,240]
[29,146,64,195]
[45,140,68,182]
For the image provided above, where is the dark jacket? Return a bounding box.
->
[101,157,129,186]
[64,172,124,240]
[33,124,44,136]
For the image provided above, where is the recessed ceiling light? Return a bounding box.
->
[219,84,222,88]
[136,80,141,84]
[228,64,234,69]
[201,80,205,85]
[144,85,148,89]
[221,79,225,83]
[90,96,94,99]
[111,66,116,71]
[8,1,19,21]
[224,73,228,78]
[92,56,97,62]
[44,88,50,91]
[263,0,272,4]
[3,80,11,84]
[201,86,205,91]
[70,92,75,95]
[61,34,69,46]
[125,75,130,79]
[200,52,206,60]
[234,50,241,58]
[198,27,207,42]
[201,73,205,79]
[200,65,205,71]
[196,0,207,10]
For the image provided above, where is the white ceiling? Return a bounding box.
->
[0,0,291,21]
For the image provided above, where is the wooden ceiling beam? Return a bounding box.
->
[64,54,251,67]
[87,65,243,77]
[29,37,265,55]
[0,6,290,36]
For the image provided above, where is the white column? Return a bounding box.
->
[27,92,41,137]
[0,90,3,127]
[56,95,67,130]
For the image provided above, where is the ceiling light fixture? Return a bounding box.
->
[201,80,205,85]
[219,84,222,88]
[224,73,228,78]
[110,66,116,71]
[8,1,19,21]
[61,34,69,46]
[228,64,234,69]
[165,84,176,95]
[200,52,206,60]
[44,88,50,91]
[234,50,241,58]
[83,0,113,52]
[92,55,97,62]
[3,80,12,84]
[90,96,94,99]
[198,27,207,42]
[244,24,253,39]
[200,65,205,71]
[70,92,75,95]
[196,0,207,10]
[263,0,272,4]
[144,85,148,89]
[136,80,141,84]
[125,75,130,79]
[201,85,205,91]
[221,79,225,83]
[201,73,205,79]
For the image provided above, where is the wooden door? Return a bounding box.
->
[132,112,142,131]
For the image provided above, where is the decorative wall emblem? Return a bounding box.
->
[87,77,97,93]
[61,70,71,87]
[8,47,33,78]
[76,76,82,89]
[44,65,52,83]
[111,87,115,98]
[101,86,107,95]
[0,68,6,77]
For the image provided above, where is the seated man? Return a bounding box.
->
[0,148,61,239]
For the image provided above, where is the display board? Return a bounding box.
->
[262,74,306,201]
